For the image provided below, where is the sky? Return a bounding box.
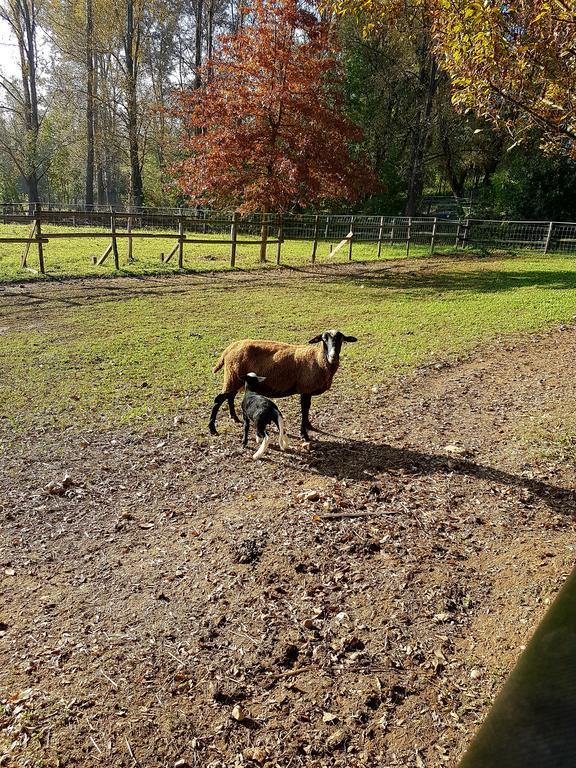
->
[0,19,21,80]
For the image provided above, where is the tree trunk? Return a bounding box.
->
[405,53,438,216]
[125,0,143,207]
[12,1,42,211]
[207,0,214,81]
[194,0,204,89]
[441,134,467,198]
[85,0,95,209]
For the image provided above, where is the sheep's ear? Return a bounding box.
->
[257,375,266,383]
[308,334,323,344]
[342,335,358,343]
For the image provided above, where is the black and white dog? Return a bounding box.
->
[241,372,288,459]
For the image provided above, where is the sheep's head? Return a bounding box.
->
[308,329,357,365]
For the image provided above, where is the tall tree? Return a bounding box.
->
[172,0,373,260]
[0,0,46,208]
[123,0,144,207]
[85,0,95,207]
[432,0,576,157]
[333,0,441,213]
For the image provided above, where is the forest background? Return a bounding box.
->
[1,0,575,221]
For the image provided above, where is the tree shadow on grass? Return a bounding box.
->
[348,268,576,295]
[306,436,576,519]
[4,253,576,310]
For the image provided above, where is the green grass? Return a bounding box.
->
[1,252,576,436]
[521,407,576,465]
[0,221,455,281]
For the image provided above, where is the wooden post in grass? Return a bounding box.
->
[430,216,437,255]
[462,218,470,249]
[110,205,119,269]
[35,203,45,274]
[377,215,384,259]
[327,230,353,260]
[390,217,396,244]
[405,216,412,258]
[544,221,554,254]
[230,211,239,267]
[311,214,320,263]
[259,210,269,263]
[21,219,36,268]
[276,215,283,265]
[127,209,134,263]
[348,215,355,260]
[455,219,462,248]
[178,209,184,268]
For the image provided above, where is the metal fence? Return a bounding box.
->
[1,204,576,276]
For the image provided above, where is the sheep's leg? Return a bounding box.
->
[300,394,313,441]
[276,413,289,451]
[209,393,229,435]
[227,393,241,423]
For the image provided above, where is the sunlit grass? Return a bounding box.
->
[1,252,576,438]
[0,221,458,282]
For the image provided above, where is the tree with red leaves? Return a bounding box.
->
[171,0,373,259]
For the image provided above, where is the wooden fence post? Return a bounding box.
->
[127,209,133,263]
[430,216,437,256]
[178,209,184,268]
[348,215,355,261]
[276,215,283,265]
[405,217,412,258]
[21,218,36,268]
[35,202,45,274]
[110,205,119,269]
[376,215,384,259]
[230,211,239,267]
[311,214,320,263]
[390,217,396,244]
[455,219,462,248]
[544,221,554,254]
[462,218,470,248]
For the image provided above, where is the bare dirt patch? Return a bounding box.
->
[1,301,576,766]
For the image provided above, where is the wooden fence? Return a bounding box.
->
[1,204,575,275]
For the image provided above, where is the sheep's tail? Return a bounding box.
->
[212,351,226,374]
[277,412,289,451]
[253,431,270,460]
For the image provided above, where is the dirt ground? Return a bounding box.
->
[1,277,576,767]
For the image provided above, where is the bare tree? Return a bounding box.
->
[0,0,47,209]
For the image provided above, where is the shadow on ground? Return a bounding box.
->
[4,253,576,311]
[304,436,576,518]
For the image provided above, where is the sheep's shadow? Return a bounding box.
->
[304,436,576,519]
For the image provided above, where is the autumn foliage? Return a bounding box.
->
[432,0,576,156]
[331,0,576,159]
[171,0,374,213]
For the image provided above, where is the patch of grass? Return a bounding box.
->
[1,252,576,434]
[0,221,458,282]
[521,407,576,466]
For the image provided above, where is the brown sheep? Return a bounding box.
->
[208,329,357,440]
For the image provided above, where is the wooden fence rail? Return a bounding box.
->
[1,206,574,275]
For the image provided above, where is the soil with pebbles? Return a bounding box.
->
[1,294,576,767]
